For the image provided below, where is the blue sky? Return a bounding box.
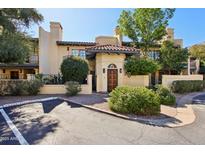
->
[29,8,205,47]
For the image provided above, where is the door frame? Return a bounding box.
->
[107,68,118,92]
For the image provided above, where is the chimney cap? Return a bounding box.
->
[50,21,63,30]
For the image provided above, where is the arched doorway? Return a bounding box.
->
[107,64,118,92]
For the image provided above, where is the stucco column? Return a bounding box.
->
[87,74,92,94]
[188,56,190,75]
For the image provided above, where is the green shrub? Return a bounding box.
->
[65,81,81,96]
[155,85,176,106]
[124,57,160,75]
[8,81,28,96]
[109,86,160,115]
[61,56,89,83]
[0,79,43,96]
[171,80,204,93]
[0,80,27,96]
[27,79,43,95]
[0,81,9,96]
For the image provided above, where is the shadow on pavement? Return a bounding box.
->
[4,102,60,144]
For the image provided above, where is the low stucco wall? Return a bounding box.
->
[123,75,149,87]
[162,75,203,88]
[40,85,66,94]
[39,75,92,95]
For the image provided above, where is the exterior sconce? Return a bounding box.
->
[3,69,5,73]
[20,69,22,73]
[120,68,122,73]
[103,68,105,73]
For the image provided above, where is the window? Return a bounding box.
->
[108,64,117,69]
[71,49,86,59]
[148,51,160,60]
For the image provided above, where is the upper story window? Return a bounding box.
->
[71,49,86,59]
[148,51,160,60]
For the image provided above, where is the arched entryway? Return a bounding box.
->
[107,64,118,92]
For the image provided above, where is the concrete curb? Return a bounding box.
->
[60,97,182,128]
[0,94,198,128]
[61,94,200,128]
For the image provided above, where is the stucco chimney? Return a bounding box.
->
[50,22,63,41]
[114,26,122,46]
[166,28,174,41]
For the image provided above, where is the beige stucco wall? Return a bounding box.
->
[123,75,149,87]
[40,85,66,94]
[162,75,203,88]
[39,24,90,75]
[95,53,125,92]
[39,27,51,74]
[39,22,64,75]
[39,75,92,94]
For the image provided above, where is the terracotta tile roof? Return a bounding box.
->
[86,44,140,54]
[56,41,96,46]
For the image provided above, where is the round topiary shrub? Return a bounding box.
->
[60,56,89,83]
[124,57,160,75]
[109,86,160,115]
[155,85,176,106]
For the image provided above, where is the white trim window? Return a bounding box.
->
[148,51,160,60]
[71,49,86,59]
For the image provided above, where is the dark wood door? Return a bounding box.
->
[10,71,19,79]
[107,69,118,92]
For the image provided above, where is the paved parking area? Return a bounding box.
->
[0,96,205,145]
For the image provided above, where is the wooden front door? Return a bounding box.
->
[107,69,118,92]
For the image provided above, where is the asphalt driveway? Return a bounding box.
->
[0,97,205,145]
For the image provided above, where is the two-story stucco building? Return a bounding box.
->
[0,21,185,93]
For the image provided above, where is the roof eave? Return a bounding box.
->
[86,50,140,54]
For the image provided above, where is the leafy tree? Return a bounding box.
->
[0,9,43,63]
[189,44,205,60]
[124,56,160,75]
[0,32,31,63]
[159,41,188,74]
[61,57,89,84]
[0,8,43,33]
[118,8,175,57]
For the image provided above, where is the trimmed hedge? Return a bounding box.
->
[171,80,204,93]
[0,79,43,96]
[109,87,160,115]
[61,56,89,84]
[155,85,176,106]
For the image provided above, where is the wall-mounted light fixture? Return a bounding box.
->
[120,68,122,73]
[3,69,5,73]
[103,68,105,73]
[20,69,22,73]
